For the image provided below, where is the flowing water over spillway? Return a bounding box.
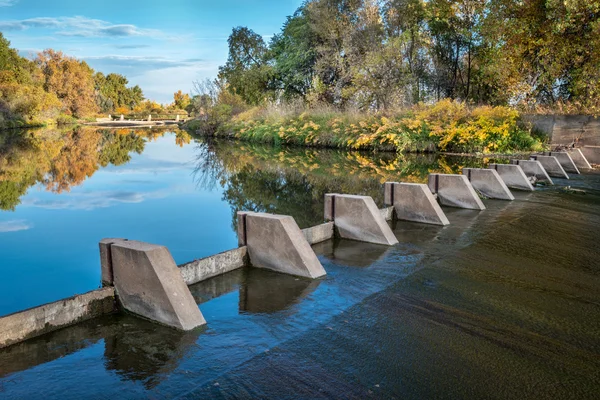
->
[0,127,599,399]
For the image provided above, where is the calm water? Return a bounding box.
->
[0,127,599,399]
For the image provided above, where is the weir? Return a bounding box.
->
[384,182,450,226]
[511,159,554,184]
[324,194,399,246]
[530,155,569,179]
[462,168,515,200]
[568,148,592,169]
[487,164,535,191]
[545,152,580,174]
[427,174,486,210]
[2,157,596,348]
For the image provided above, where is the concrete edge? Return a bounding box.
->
[0,288,116,349]
[302,222,335,245]
[178,247,248,286]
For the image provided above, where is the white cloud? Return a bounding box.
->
[0,0,18,7]
[0,16,163,38]
[0,219,33,233]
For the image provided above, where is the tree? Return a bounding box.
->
[173,90,191,110]
[218,27,274,105]
[36,49,98,117]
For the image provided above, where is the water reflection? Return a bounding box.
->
[0,314,202,389]
[313,238,394,267]
[189,267,321,315]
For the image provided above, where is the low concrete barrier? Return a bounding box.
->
[179,247,248,286]
[569,149,592,169]
[237,212,326,279]
[302,222,335,245]
[545,152,580,174]
[110,240,207,331]
[324,194,399,246]
[462,168,515,201]
[0,288,116,349]
[384,182,450,226]
[511,160,554,184]
[427,174,486,210]
[488,164,535,191]
[530,155,569,179]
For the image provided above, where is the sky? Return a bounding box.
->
[0,0,303,103]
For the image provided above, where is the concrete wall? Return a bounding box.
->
[523,114,600,146]
[178,247,248,286]
[0,288,116,349]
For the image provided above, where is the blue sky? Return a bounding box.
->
[0,0,303,103]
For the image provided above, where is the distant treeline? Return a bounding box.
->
[0,33,193,128]
[215,0,599,113]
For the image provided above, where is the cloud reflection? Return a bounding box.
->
[0,219,33,233]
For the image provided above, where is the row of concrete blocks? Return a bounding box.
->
[2,150,593,347]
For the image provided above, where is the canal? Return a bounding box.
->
[0,127,598,399]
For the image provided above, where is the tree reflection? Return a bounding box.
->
[0,127,182,211]
[192,140,495,229]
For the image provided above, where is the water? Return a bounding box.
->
[0,127,599,399]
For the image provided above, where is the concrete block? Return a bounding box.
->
[384,182,450,226]
[0,288,116,349]
[178,247,248,286]
[581,146,600,164]
[427,174,486,210]
[324,194,399,246]
[511,160,554,184]
[569,148,592,169]
[237,212,326,279]
[110,240,206,331]
[462,168,515,200]
[302,222,334,245]
[530,155,569,179]
[99,238,128,286]
[380,206,394,222]
[488,164,535,191]
[545,152,580,174]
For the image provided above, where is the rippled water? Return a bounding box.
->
[0,127,599,399]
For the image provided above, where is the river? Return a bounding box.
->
[0,127,598,399]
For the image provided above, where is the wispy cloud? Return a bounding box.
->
[0,16,162,38]
[0,220,33,233]
[0,0,19,7]
[83,55,206,76]
[115,44,151,49]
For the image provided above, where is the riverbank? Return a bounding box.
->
[184,100,547,155]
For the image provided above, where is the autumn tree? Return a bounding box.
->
[173,90,191,110]
[36,50,98,117]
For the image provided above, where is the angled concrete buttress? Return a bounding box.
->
[108,240,206,330]
[545,152,580,174]
[237,212,326,279]
[427,174,486,210]
[384,182,449,226]
[462,168,515,200]
[511,160,554,184]
[530,155,569,179]
[568,149,592,169]
[580,146,600,164]
[324,194,399,246]
[488,164,535,191]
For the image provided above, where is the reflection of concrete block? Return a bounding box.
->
[546,152,580,174]
[462,168,514,200]
[324,194,398,246]
[427,174,486,210]
[511,160,554,184]
[568,149,592,169]
[237,212,326,279]
[530,155,569,179]
[384,182,449,226]
[488,164,534,191]
[111,241,206,331]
